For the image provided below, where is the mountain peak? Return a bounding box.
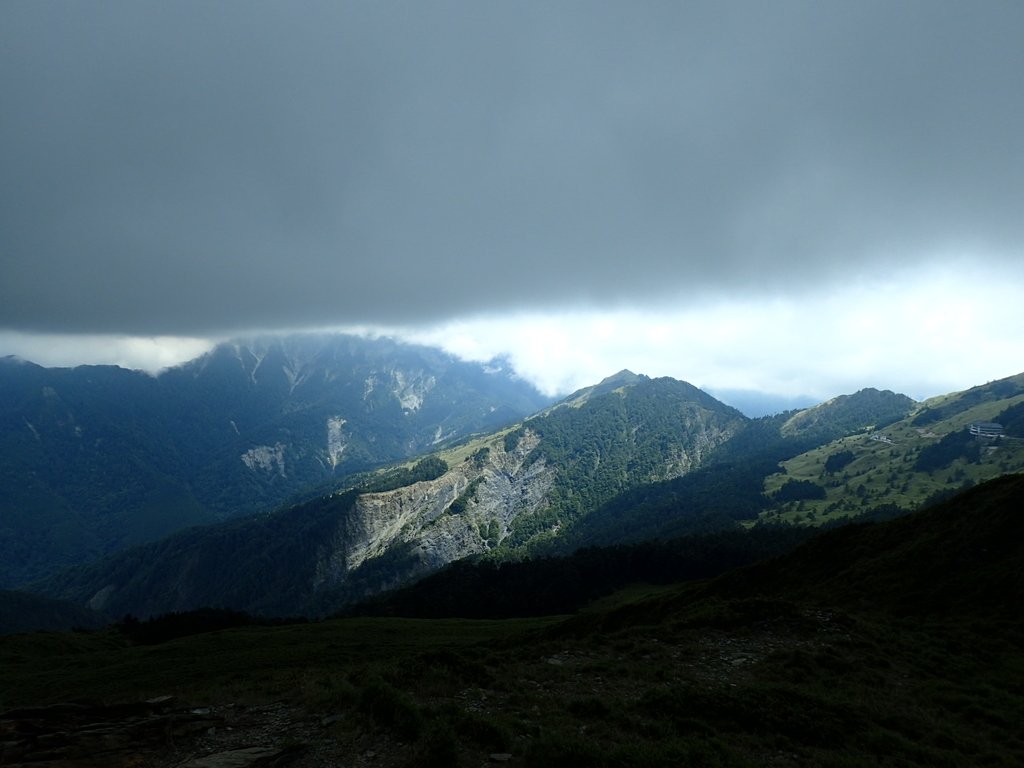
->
[552,370,649,410]
[781,387,915,439]
[597,369,644,387]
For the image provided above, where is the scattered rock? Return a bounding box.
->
[180,745,301,767]
[0,699,221,767]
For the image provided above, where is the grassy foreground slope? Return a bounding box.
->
[3,476,1023,767]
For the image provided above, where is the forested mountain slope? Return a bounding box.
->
[34,374,748,618]
[19,366,1024,627]
[0,334,550,586]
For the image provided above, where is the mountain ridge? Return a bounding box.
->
[761,373,1024,526]
[31,369,969,622]
[32,375,748,618]
[0,333,551,586]
[9,348,1024,627]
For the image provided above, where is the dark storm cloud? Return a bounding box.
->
[2,1,1023,335]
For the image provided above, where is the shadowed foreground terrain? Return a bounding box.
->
[2,475,1023,767]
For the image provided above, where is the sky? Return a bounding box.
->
[3,1,1023,404]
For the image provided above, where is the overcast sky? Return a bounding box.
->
[3,1,1023,403]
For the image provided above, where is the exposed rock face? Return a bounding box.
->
[391,368,436,412]
[39,436,556,618]
[325,417,347,468]
[240,444,287,475]
[315,431,554,590]
[360,366,439,414]
[303,377,745,602]
[0,699,219,767]
[660,419,733,480]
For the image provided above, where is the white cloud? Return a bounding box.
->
[402,261,1024,401]
[3,261,1022,403]
[0,332,214,373]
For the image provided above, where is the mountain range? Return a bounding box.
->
[4,332,1024,626]
[4,333,1024,766]
[0,334,551,586]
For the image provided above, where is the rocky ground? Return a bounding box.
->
[1,694,521,767]
[1,608,846,767]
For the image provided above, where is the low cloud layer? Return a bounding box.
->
[3,2,1023,336]
[6,261,1023,406]
[406,262,1024,400]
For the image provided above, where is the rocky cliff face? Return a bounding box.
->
[307,377,749,600]
[40,431,557,619]
[314,430,555,590]
[658,416,735,481]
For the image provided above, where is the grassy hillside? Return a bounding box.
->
[761,375,1024,525]
[4,476,1022,767]
[780,387,915,440]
